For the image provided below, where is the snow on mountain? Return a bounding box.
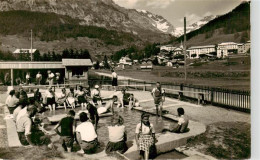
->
[136,9,175,35]
[173,15,216,37]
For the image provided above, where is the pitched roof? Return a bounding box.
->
[13,49,37,54]
[62,59,92,66]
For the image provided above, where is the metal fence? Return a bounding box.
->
[89,78,250,112]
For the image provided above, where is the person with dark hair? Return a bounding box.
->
[111,69,118,91]
[76,86,87,110]
[5,90,19,114]
[162,107,189,133]
[86,103,99,130]
[45,87,56,111]
[66,87,76,109]
[120,88,131,108]
[128,94,140,110]
[34,88,45,113]
[76,112,98,154]
[135,113,156,160]
[151,82,165,117]
[54,110,76,152]
[106,114,127,154]
[4,72,11,86]
[16,105,52,147]
[13,98,28,122]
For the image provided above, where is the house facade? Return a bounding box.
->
[217,42,238,58]
[160,45,176,52]
[187,45,216,59]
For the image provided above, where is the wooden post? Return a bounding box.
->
[211,88,214,104]
[11,69,14,86]
[143,81,146,91]
[184,17,187,81]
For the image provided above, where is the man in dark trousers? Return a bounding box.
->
[151,82,165,117]
[54,110,76,152]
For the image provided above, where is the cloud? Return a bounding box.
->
[179,13,202,25]
[113,0,175,9]
[146,0,175,9]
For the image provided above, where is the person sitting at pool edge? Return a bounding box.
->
[16,105,52,147]
[120,88,131,108]
[106,114,128,154]
[54,110,76,152]
[76,112,98,154]
[97,95,117,115]
[86,103,99,130]
[162,107,189,133]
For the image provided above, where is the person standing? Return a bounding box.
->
[92,85,102,107]
[36,71,42,85]
[54,110,76,152]
[111,69,118,91]
[47,70,55,86]
[4,72,11,86]
[86,103,99,130]
[151,82,165,117]
[25,72,31,85]
[135,113,156,160]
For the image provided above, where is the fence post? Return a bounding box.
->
[211,88,214,104]
[178,83,184,100]
[143,81,146,91]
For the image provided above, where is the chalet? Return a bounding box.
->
[13,49,37,54]
[173,47,183,55]
[119,56,132,66]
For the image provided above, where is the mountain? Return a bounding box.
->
[173,1,250,46]
[173,15,216,37]
[0,0,173,41]
[135,9,175,35]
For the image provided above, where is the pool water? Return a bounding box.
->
[43,107,173,145]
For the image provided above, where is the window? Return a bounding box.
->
[72,67,84,77]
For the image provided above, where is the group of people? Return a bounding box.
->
[3,70,61,86]
[5,76,189,160]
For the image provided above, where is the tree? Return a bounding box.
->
[152,57,159,65]
[33,50,41,61]
[62,48,69,58]
[191,54,197,58]
[103,55,110,69]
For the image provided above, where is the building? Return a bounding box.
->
[119,56,132,66]
[0,59,92,86]
[217,42,238,58]
[237,43,244,54]
[187,45,216,59]
[62,59,93,85]
[13,49,37,54]
[244,41,251,54]
[160,45,176,52]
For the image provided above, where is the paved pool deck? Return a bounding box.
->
[1,90,250,160]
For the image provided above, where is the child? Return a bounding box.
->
[76,86,87,110]
[54,110,76,152]
[66,87,76,109]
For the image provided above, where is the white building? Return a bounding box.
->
[119,56,132,65]
[13,49,37,54]
[187,45,216,59]
[174,47,183,55]
[244,41,250,54]
[217,42,238,58]
[160,45,176,52]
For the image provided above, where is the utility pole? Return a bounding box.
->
[184,17,187,81]
[30,29,33,61]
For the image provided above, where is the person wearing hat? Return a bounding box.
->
[135,113,156,160]
[92,85,102,107]
[76,112,98,154]
[105,114,128,154]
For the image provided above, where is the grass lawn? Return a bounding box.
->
[97,56,250,91]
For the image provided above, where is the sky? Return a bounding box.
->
[113,0,245,27]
